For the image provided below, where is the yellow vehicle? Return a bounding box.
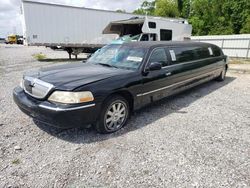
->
[5,35,17,44]
[5,35,23,44]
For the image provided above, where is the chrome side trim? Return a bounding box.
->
[137,70,220,97]
[39,103,96,112]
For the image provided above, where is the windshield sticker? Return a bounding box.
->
[208,47,213,55]
[127,56,143,62]
[169,50,176,61]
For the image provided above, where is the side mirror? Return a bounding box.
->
[147,62,162,71]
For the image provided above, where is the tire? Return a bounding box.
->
[216,66,227,81]
[95,95,130,134]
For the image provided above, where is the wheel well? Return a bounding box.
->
[226,64,228,70]
[105,91,134,112]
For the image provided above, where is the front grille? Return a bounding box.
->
[23,76,54,99]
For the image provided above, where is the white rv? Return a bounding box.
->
[22,0,192,58]
[103,17,192,42]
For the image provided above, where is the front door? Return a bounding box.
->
[137,47,174,106]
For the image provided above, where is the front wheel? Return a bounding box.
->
[216,66,227,81]
[95,95,130,134]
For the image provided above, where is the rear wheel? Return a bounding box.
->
[95,95,130,134]
[216,66,227,81]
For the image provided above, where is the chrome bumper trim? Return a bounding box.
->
[39,103,96,112]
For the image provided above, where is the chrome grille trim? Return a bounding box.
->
[23,76,54,99]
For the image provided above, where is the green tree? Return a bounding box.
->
[133,1,155,15]
[189,0,250,35]
[180,0,191,18]
[116,9,126,13]
[241,15,250,34]
[222,0,250,34]
[188,0,229,35]
[188,0,211,35]
[177,0,185,15]
[154,0,179,17]
[132,0,250,35]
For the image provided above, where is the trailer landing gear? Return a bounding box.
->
[66,48,73,59]
[66,48,82,59]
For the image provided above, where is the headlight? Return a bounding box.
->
[48,91,94,104]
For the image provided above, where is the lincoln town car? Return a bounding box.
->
[13,42,228,133]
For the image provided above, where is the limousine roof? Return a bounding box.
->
[123,41,216,49]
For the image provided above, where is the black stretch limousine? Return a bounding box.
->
[13,41,228,133]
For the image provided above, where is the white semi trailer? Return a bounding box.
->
[22,0,192,58]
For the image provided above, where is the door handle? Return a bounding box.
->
[165,72,172,76]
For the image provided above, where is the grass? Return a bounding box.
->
[32,53,87,63]
[12,159,21,165]
[32,53,47,61]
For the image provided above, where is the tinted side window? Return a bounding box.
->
[160,29,172,41]
[141,34,149,41]
[212,46,222,56]
[148,22,156,29]
[195,47,210,59]
[149,48,168,67]
[170,47,197,64]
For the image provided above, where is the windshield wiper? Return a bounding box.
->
[97,63,118,68]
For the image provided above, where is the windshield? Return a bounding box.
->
[115,34,141,42]
[87,44,146,70]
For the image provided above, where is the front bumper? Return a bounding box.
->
[13,87,100,129]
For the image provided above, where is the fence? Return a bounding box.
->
[191,34,250,58]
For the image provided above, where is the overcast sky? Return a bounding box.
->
[0,0,145,37]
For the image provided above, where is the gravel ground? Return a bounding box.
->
[0,44,250,188]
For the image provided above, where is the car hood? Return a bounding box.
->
[26,63,133,90]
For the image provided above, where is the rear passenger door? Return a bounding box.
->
[166,46,216,84]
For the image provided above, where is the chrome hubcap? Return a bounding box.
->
[105,101,127,130]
